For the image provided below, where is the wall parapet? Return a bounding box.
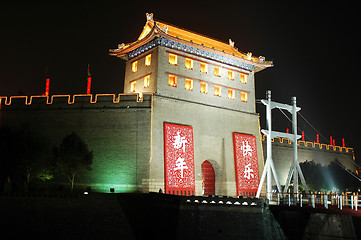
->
[261,134,354,154]
[0,93,152,110]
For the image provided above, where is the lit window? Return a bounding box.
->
[241,91,248,102]
[131,81,136,92]
[228,70,234,80]
[214,66,220,77]
[200,82,208,94]
[200,62,208,73]
[144,75,150,88]
[214,86,221,97]
[132,61,138,73]
[145,54,151,66]
[169,53,177,65]
[228,89,235,100]
[168,75,177,87]
[185,58,193,70]
[185,79,193,91]
[241,73,247,84]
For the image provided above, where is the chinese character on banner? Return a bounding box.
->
[174,157,188,178]
[244,163,254,180]
[164,123,195,195]
[233,133,259,196]
[173,131,187,152]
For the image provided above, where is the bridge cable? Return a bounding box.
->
[257,99,360,179]
[334,160,361,182]
[298,112,329,143]
[278,108,313,141]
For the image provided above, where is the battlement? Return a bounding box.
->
[0,93,152,110]
[261,135,354,155]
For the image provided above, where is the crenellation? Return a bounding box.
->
[0,13,356,197]
[51,95,72,104]
[0,93,152,111]
[29,96,48,105]
[261,135,354,154]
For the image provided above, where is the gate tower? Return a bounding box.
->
[109,13,273,196]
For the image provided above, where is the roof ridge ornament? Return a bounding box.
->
[163,26,168,34]
[229,39,235,47]
[247,52,252,60]
[118,43,125,49]
[146,13,154,24]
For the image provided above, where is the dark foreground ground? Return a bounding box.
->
[1,192,361,239]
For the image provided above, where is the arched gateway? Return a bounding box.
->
[201,160,215,195]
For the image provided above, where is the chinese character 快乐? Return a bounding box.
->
[241,140,253,157]
[244,163,254,180]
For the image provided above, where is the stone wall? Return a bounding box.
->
[4,192,360,239]
[149,94,264,196]
[0,94,152,193]
[156,46,256,114]
[262,136,356,186]
[0,192,284,240]
[1,93,355,195]
[123,48,158,95]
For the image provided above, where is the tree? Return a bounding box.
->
[300,160,361,192]
[0,125,52,192]
[0,126,17,190]
[54,132,93,192]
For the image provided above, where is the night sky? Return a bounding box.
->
[0,2,359,158]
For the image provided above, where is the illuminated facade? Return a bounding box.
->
[0,13,355,196]
[109,13,273,196]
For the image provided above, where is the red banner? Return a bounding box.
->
[233,133,259,196]
[164,123,195,195]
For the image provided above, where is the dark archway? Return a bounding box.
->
[201,160,215,195]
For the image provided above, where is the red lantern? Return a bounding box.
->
[45,78,50,96]
[87,76,91,94]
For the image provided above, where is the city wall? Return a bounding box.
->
[2,192,360,239]
[262,135,356,186]
[0,93,356,194]
[149,94,264,196]
[0,93,152,193]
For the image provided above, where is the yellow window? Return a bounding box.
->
[214,66,220,77]
[168,75,177,87]
[241,73,247,84]
[228,89,235,100]
[200,62,208,73]
[132,61,138,73]
[241,91,248,102]
[200,82,208,94]
[131,81,136,92]
[228,70,234,80]
[185,79,193,91]
[185,58,193,70]
[214,86,221,97]
[144,75,150,88]
[145,54,151,66]
[169,53,177,65]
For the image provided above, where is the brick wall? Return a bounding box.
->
[0,94,152,193]
[156,46,255,114]
[262,136,356,186]
[149,94,264,196]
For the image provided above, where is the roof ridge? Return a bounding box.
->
[154,19,231,47]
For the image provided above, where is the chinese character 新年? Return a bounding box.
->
[174,157,188,178]
[244,163,254,180]
[173,131,187,152]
